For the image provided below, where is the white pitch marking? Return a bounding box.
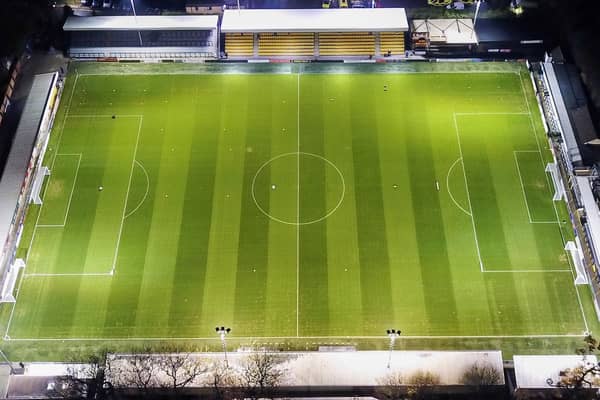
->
[296,73,300,338]
[453,113,484,272]
[4,333,586,342]
[110,116,144,274]
[62,154,82,226]
[446,157,472,217]
[513,151,534,224]
[123,159,150,219]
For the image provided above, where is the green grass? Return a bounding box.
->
[1,65,595,356]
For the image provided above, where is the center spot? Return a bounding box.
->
[252,152,345,225]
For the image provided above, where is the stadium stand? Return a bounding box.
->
[64,15,219,59]
[224,33,254,56]
[379,31,405,56]
[0,73,58,303]
[258,33,315,56]
[318,32,375,56]
[221,8,408,59]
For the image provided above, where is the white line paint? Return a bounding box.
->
[514,151,534,223]
[483,269,572,273]
[123,160,150,219]
[110,116,143,274]
[24,272,112,277]
[445,157,471,216]
[62,154,82,226]
[296,73,300,338]
[452,113,484,272]
[66,114,142,118]
[4,333,586,342]
[454,112,530,116]
[76,70,520,77]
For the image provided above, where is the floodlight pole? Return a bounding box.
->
[386,329,401,369]
[471,0,482,39]
[130,0,143,46]
[473,0,482,28]
[216,326,231,368]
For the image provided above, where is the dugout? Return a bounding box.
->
[410,18,478,57]
[220,8,408,59]
[63,15,219,60]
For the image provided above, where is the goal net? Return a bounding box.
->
[30,166,50,205]
[565,240,588,285]
[546,162,565,201]
[0,258,24,303]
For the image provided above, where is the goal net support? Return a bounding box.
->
[0,258,24,303]
[546,162,565,201]
[30,166,49,205]
[565,240,588,285]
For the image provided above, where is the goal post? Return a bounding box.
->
[30,166,50,205]
[546,162,565,201]
[565,240,588,285]
[0,258,24,303]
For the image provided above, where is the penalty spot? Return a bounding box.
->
[271,184,276,190]
[98,186,103,191]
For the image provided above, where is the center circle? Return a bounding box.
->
[251,152,345,225]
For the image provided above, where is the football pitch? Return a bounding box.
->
[3,65,594,343]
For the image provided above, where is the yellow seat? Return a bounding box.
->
[380,32,405,55]
[225,33,254,56]
[258,32,315,56]
[319,32,375,56]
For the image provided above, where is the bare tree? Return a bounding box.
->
[375,370,440,400]
[207,360,241,400]
[110,349,158,394]
[48,350,114,399]
[375,371,405,400]
[406,370,440,400]
[459,362,503,386]
[239,350,286,399]
[158,350,207,389]
[545,335,600,400]
[45,375,88,399]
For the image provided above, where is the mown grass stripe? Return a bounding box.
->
[102,89,168,337]
[406,108,459,334]
[298,76,329,336]
[233,77,273,336]
[349,80,393,335]
[167,78,220,336]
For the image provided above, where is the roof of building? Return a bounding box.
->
[0,73,56,260]
[220,8,408,33]
[63,15,219,31]
[411,19,478,45]
[514,355,598,389]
